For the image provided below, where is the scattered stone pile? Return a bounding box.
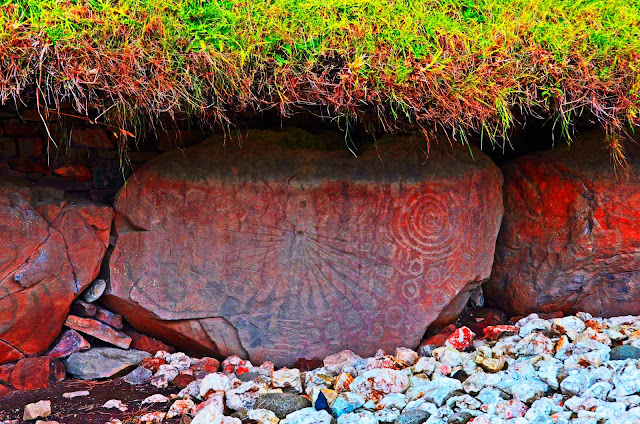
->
[10,312,640,424]
[0,278,174,397]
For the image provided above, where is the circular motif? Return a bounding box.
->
[402,279,420,300]
[358,292,379,310]
[425,268,442,288]
[370,322,385,340]
[385,305,405,328]
[409,259,424,276]
[393,192,458,259]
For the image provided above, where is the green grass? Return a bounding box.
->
[0,0,639,160]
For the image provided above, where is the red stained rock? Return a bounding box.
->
[0,178,113,364]
[435,363,452,376]
[420,325,457,350]
[483,325,520,341]
[173,371,195,389]
[539,311,564,320]
[95,307,123,330]
[53,164,92,182]
[452,308,507,336]
[222,355,251,375]
[445,326,475,350]
[47,329,91,359]
[64,315,131,349]
[486,131,640,317]
[335,372,354,392]
[0,383,12,397]
[0,363,15,384]
[9,157,50,174]
[70,128,113,148]
[123,327,175,355]
[585,319,608,332]
[0,342,23,364]
[141,357,166,373]
[103,129,504,366]
[295,358,324,372]
[9,356,65,390]
[192,357,220,374]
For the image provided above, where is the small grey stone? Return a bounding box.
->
[530,416,554,424]
[253,393,312,419]
[64,347,150,380]
[237,371,261,382]
[83,278,107,303]
[610,345,640,361]
[393,409,431,424]
[122,366,153,385]
[447,411,475,424]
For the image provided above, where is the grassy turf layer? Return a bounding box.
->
[1,0,639,158]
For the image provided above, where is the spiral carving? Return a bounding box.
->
[393,192,457,259]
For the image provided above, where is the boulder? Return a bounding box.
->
[0,177,113,363]
[123,327,175,355]
[485,130,640,316]
[64,347,151,380]
[9,356,65,390]
[103,129,503,366]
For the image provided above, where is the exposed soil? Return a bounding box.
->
[0,379,181,423]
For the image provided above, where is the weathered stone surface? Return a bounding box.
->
[47,329,91,359]
[64,347,150,380]
[0,362,15,384]
[95,307,123,330]
[0,383,12,397]
[0,177,113,364]
[122,365,153,385]
[103,129,504,366]
[254,393,312,419]
[9,356,65,390]
[64,315,131,349]
[486,131,640,316]
[123,327,176,355]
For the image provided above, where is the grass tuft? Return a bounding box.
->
[0,0,639,155]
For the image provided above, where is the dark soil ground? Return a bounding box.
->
[0,379,182,423]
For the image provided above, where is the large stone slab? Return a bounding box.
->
[103,129,503,366]
[0,177,113,363]
[485,130,640,316]
[64,347,150,380]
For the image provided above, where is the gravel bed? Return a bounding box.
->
[8,312,640,424]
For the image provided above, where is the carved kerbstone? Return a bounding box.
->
[103,130,503,366]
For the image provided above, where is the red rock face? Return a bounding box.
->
[486,131,640,317]
[9,356,65,390]
[103,130,503,366]
[0,178,113,363]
